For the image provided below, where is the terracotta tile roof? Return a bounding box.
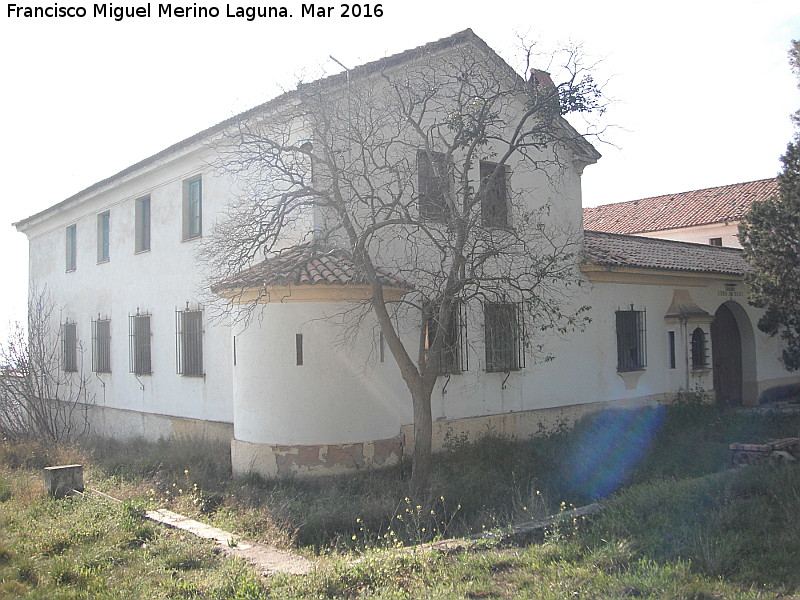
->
[582,230,749,276]
[582,178,778,234]
[217,243,412,290]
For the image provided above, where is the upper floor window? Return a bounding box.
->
[65,224,77,272]
[97,211,110,263]
[424,301,467,375]
[92,317,111,373]
[616,307,647,371]
[691,327,708,369]
[135,195,151,253]
[418,150,450,221]
[176,307,204,377]
[183,176,202,240]
[129,311,152,375]
[480,161,509,228]
[709,237,722,246]
[62,321,78,372]
[485,301,524,373]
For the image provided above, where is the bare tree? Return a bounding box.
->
[0,288,92,442]
[202,33,604,494]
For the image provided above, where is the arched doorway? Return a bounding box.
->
[711,303,743,404]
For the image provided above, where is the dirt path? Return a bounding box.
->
[145,508,312,575]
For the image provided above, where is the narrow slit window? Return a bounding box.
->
[296,334,303,366]
[668,331,676,369]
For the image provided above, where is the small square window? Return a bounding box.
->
[709,238,722,246]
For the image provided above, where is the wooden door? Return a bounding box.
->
[711,304,742,404]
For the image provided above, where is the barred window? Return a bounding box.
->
[424,302,467,374]
[418,150,450,221]
[176,308,203,376]
[129,312,152,375]
[616,308,647,371]
[484,302,525,373]
[62,321,77,373]
[92,318,111,373]
[691,327,708,369]
[480,161,509,228]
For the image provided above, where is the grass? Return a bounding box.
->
[1,398,800,598]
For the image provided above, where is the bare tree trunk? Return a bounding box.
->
[410,386,433,496]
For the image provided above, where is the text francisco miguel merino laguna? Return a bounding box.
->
[7,2,384,20]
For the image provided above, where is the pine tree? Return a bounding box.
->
[739,142,800,370]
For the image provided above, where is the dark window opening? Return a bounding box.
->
[296,334,304,366]
[418,150,450,221]
[62,321,78,373]
[480,161,509,227]
[709,237,722,246]
[668,331,676,369]
[691,327,708,369]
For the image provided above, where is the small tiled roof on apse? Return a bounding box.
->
[215,243,412,291]
[582,178,778,235]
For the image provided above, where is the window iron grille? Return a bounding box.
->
[92,317,111,373]
[485,301,525,373]
[129,311,152,375]
[616,307,647,371]
[176,307,204,376]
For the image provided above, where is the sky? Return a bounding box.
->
[1,0,798,333]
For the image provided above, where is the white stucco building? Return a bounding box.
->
[14,31,799,477]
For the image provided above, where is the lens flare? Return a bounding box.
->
[565,406,665,498]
